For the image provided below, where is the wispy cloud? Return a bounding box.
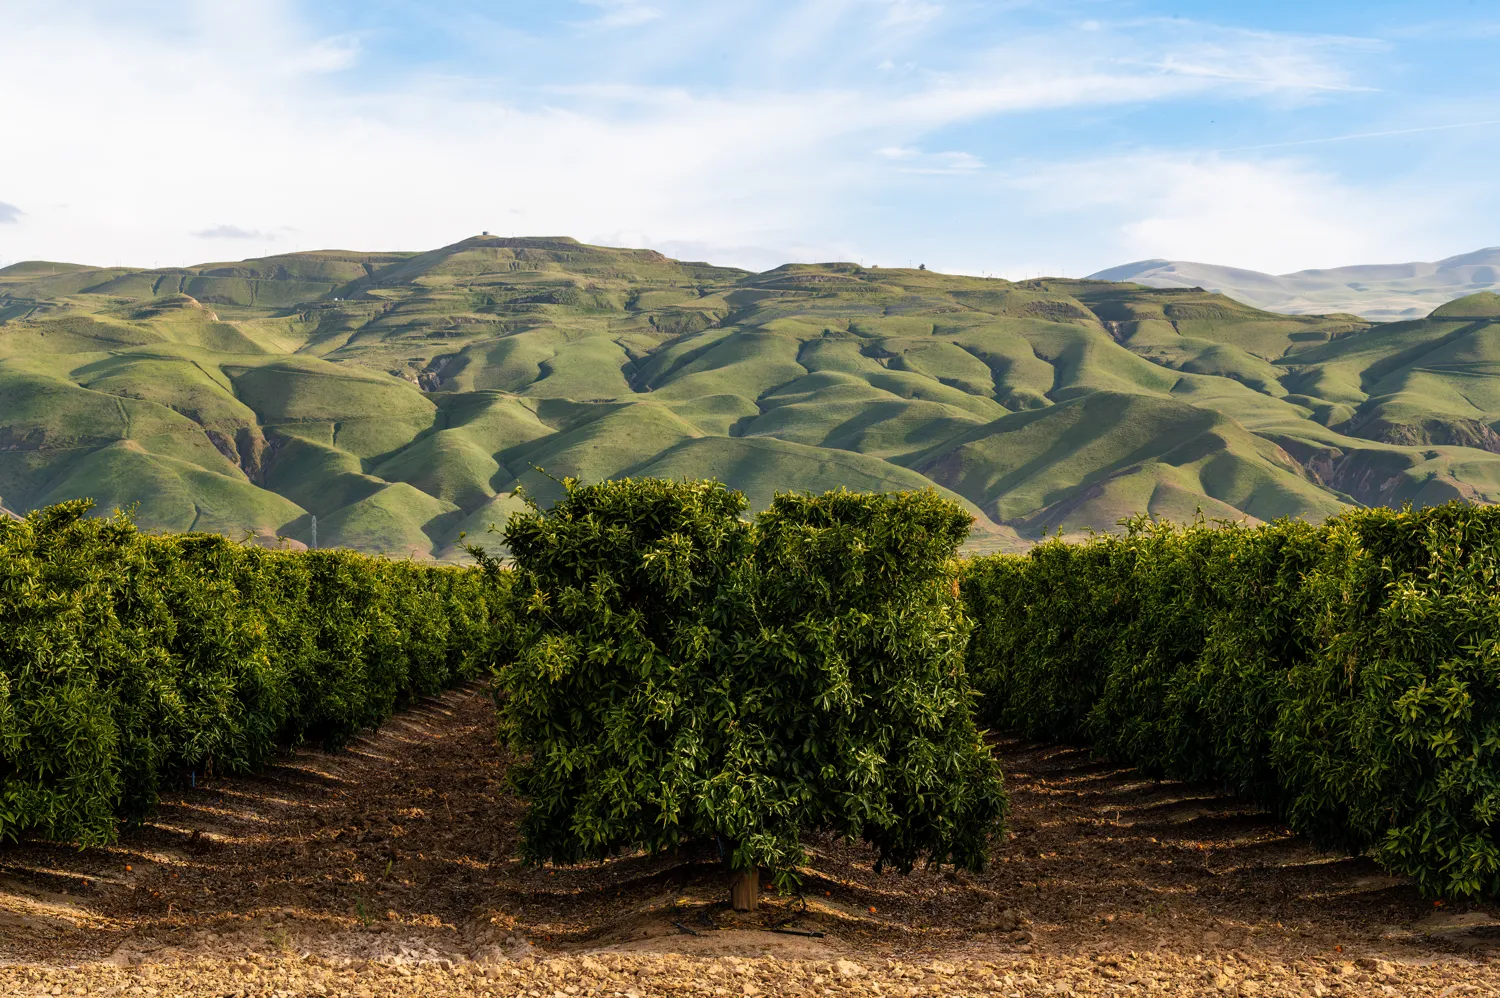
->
[1221,118,1500,153]
[879,1,944,27]
[0,1,1483,276]
[877,146,982,173]
[1140,23,1381,95]
[1380,17,1500,41]
[576,1,663,29]
[841,24,1378,139]
[1008,152,1450,274]
[0,201,21,224]
[278,34,360,75]
[193,224,276,240]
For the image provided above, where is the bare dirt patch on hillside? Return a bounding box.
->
[2,685,1498,996]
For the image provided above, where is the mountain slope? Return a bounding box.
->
[5,237,1500,557]
[1090,248,1500,320]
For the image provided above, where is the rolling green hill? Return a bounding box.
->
[4,236,1500,558]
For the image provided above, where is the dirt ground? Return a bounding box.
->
[3,686,1499,997]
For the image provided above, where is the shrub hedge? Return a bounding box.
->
[24,483,1498,903]
[962,503,1500,899]
[739,489,1005,879]
[499,479,1006,889]
[0,500,513,847]
[498,477,753,868]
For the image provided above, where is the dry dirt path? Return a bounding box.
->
[2,685,1499,996]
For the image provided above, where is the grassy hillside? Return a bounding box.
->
[5,236,1500,558]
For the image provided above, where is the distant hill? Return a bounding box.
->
[5,235,1500,559]
[1090,248,1500,320]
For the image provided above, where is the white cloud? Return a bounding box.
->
[277,34,360,75]
[879,1,944,27]
[0,202,21,224]
[876,146,982,173]
[193,224,276,240]
[890,23,1372,126]
[576,1,663,29]
[1143,25,1379,97]
[0,2,1417,274]
[1009,153,1450,274]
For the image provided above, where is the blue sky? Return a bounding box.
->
[1,0,1497,276]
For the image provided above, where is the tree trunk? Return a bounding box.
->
[730,867,760,911]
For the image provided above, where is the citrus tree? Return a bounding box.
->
[0,500,510,847]
[499,478,1006,908]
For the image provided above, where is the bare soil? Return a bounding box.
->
[3,685,1499,996]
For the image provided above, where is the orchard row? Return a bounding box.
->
[3,487,1497,900]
